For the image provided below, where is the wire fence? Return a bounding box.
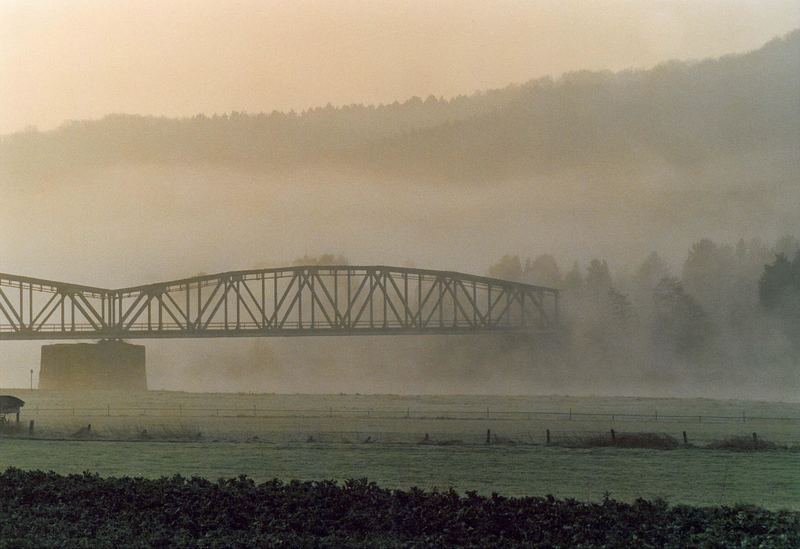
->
[11,405,800,424]
[4,404,799,446]
[5,426,798,447]
[260,428,800,447]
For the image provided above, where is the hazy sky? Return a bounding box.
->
[1,0,798,134]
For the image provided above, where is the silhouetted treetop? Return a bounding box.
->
[759,252,800,310]
[653,276,712,357]
[585,259,613,299]
[488,255,523,282]
[635,252,671,291]
[524,255,562,287]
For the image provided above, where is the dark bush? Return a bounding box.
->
[707,436,782,451]
[559,432,681,450]
[0,468,797,547]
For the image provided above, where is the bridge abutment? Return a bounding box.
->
[39,340,147,391]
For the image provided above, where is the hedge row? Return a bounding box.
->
[0,468,798,547]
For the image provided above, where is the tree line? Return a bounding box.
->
[488,235,800,366]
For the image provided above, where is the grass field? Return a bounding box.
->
[1,391,798,510]
[2,439,798,510]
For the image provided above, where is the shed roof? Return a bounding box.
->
[0,395,25,410]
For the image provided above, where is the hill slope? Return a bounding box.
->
[2,31,797,183]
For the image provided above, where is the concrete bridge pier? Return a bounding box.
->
[39,340,147,391]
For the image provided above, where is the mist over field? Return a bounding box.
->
[1,26,798,400]
[5,6,800,544]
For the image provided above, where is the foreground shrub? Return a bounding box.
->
[0,468,798,547]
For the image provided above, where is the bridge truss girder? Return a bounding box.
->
[0,266,559,340]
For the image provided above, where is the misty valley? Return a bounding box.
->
[1,14,799,547]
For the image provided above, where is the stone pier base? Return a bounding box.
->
[40,340,147,391]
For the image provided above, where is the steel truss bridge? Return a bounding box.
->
[0,266,560,340]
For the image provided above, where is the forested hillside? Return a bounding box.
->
[2,31,797,183]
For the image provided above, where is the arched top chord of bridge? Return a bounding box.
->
[0,266,560,340]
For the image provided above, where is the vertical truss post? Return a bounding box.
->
[382,271,387,328]
[273,273,278,326]
[452,278,457,327]
[196,282,202,331]
[19,285,23,330]
[310,272,315,329]
[486,284,492,328]
[185,283,190,329]
[417,274,422,328]
[235,279,241,330]
[369,270,373,329]
[334,270,339,328]
[224,279,229,330]
[28,284,33,329]
[403,272,408,328]
[261,275,266,328]
[297,272,303,329]
[346,268,352,329]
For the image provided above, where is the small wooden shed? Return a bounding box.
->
[0,395,25,425]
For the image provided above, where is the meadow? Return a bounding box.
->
[1,391,798,510]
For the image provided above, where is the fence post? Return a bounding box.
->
[610,429,616,442]
[682,431,688,445]
[546,429,550,444]
[486,429,491,444]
